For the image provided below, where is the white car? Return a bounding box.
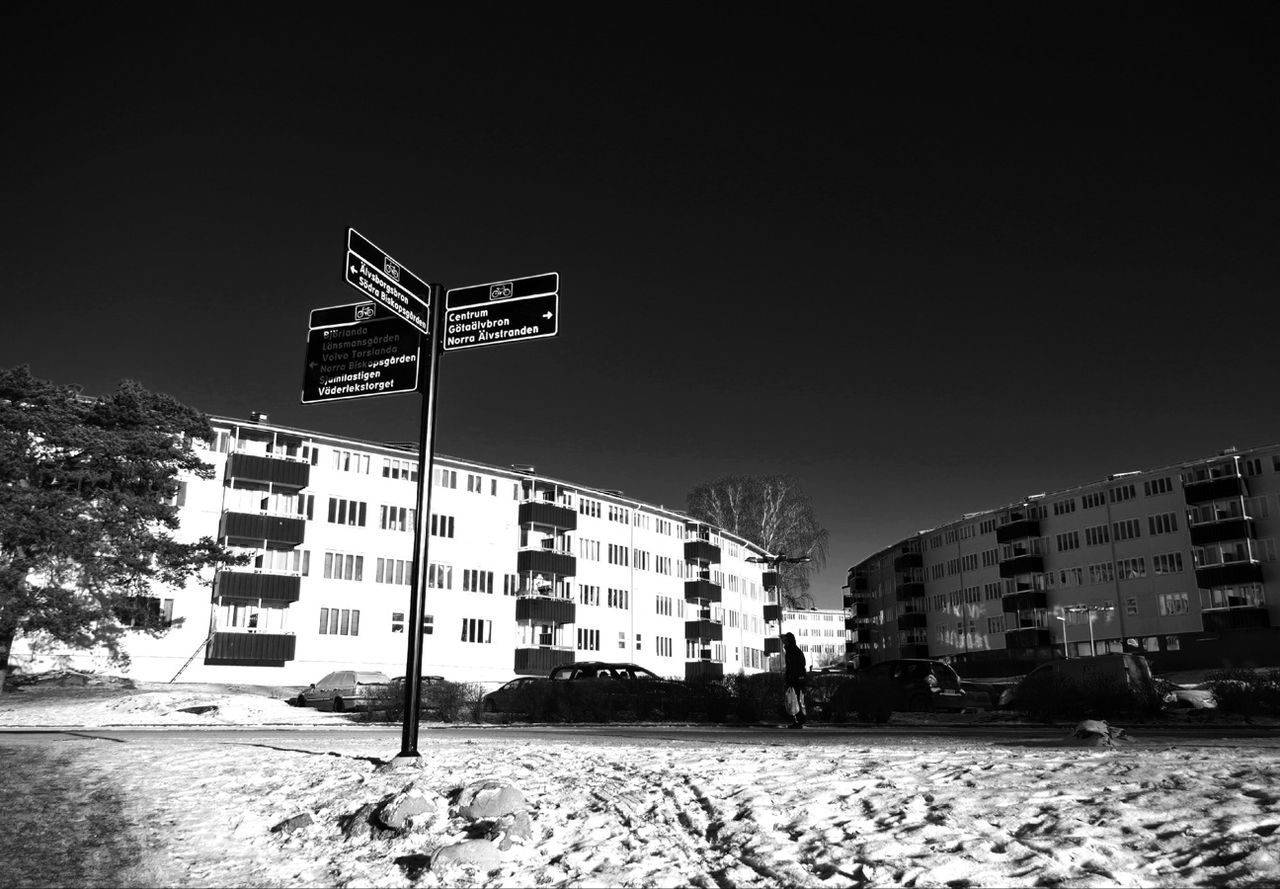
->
[296,670,392,712]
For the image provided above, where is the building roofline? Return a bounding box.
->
[208,414,769,557]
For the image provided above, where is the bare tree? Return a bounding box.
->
[686,474,829,608]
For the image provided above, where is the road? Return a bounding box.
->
[3,720,1278,749]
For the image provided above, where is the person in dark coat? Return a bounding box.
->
[782,631,807,728]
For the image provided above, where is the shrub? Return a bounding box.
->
[1205,668,1280,717]
[363,681,487,723]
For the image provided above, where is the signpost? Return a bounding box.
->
[344,228,432,335]
[444,272,559,352]
[304,229,560,764]
[301,302,421,403]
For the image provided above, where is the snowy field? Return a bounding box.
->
[2,680,1279,888]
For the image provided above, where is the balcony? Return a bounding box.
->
[1004,627,1052,648]
[996,518,1041,544]
[898,610,927,631]
[846,601,869,620]
[684,539,721,565]
[205,631,296,666]
[516,549,576,578]
[514,646,572,676]
[1001,590,1048,613]
[1189,518,1255,547]
[1202,607,1271,633]
[998,553,1044,578]
[895,581,925,602]
[685,619,723,642]
[684,579,722,603]
[225,452,310,489]
[764,637,782,655]
[1195,561,1264,589]
[850,574,868,592]
[518,501,578,531]
[893,552,923,570]
[763,603,782,623]
[899,643,930,658]
[215,570,301,603]
[761,571,779,590]
[515,596,576,624]
[220,511,306,547]
[1184,474,1246,504]
[685,661,724,682]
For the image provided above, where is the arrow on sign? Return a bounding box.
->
[543,311,553,319]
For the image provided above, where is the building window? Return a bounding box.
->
[1110,484,1136,503]
[380,505,414,532]
[1144,476,1173,496]
[376,557,410,585]
[1113,519,1142,541]
[437,468,457,488]
[1148,512,1179,536]
[1082,492,1106,509]
[391,612,405,633]
[1084,524,1110,547]
[327,498,368,527]
[428,563,453,589]
[463,569,493,594]
[1115,557,1146,580]
[1157,592,1190,616]
[332,450,370,474]
[323,551,364,581]
[461,618,492,643]
[319,607,360,636]
[1126,597,1139,616]
[577,628,600,651]
[1152,552,1185,575]
[430,514,455,538]
[1056,531,1080,552]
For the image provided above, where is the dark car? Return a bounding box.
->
[548,661,691,718]
[998,653,1158,710]
[863,658,967,712]
[481,677,547,715]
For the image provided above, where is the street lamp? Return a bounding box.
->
[1063,603,1116,657]
[746,554,812,664]
[1054,613,1069,659]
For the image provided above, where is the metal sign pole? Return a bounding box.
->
[398,283,445,759]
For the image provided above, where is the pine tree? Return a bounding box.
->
[0,365,240,690]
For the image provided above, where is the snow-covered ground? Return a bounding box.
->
[2,678,1279,888]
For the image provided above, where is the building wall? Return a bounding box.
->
[844,446,1280,671]
[12,415,773,687]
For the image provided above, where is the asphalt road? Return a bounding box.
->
[3,721,1278,750]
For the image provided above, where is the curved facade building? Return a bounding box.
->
[845,445,1280,672]
[12,414,776,686]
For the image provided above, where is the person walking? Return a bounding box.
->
[782,632,807,728]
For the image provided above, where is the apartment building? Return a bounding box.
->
[845,446,1280,672]
[781,608,846,668]
[12,414,775,687]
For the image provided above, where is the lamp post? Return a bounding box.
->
[1064,603,1116,657]
[1054,613,1069,659]
[747,553,812,665]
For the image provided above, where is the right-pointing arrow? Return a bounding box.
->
[542,311,553,320]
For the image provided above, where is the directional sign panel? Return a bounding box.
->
[443,272,559,352]
[301,301,422,403]
[344,228,431,335]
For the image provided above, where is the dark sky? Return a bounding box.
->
[4,6,1279,607]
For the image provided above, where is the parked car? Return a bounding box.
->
[388,675,448,713]
[481,676,550,715]
[998,653,1157,710]
[296,670,392,712]
[548,661,693,718]
[862,658,967,712]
